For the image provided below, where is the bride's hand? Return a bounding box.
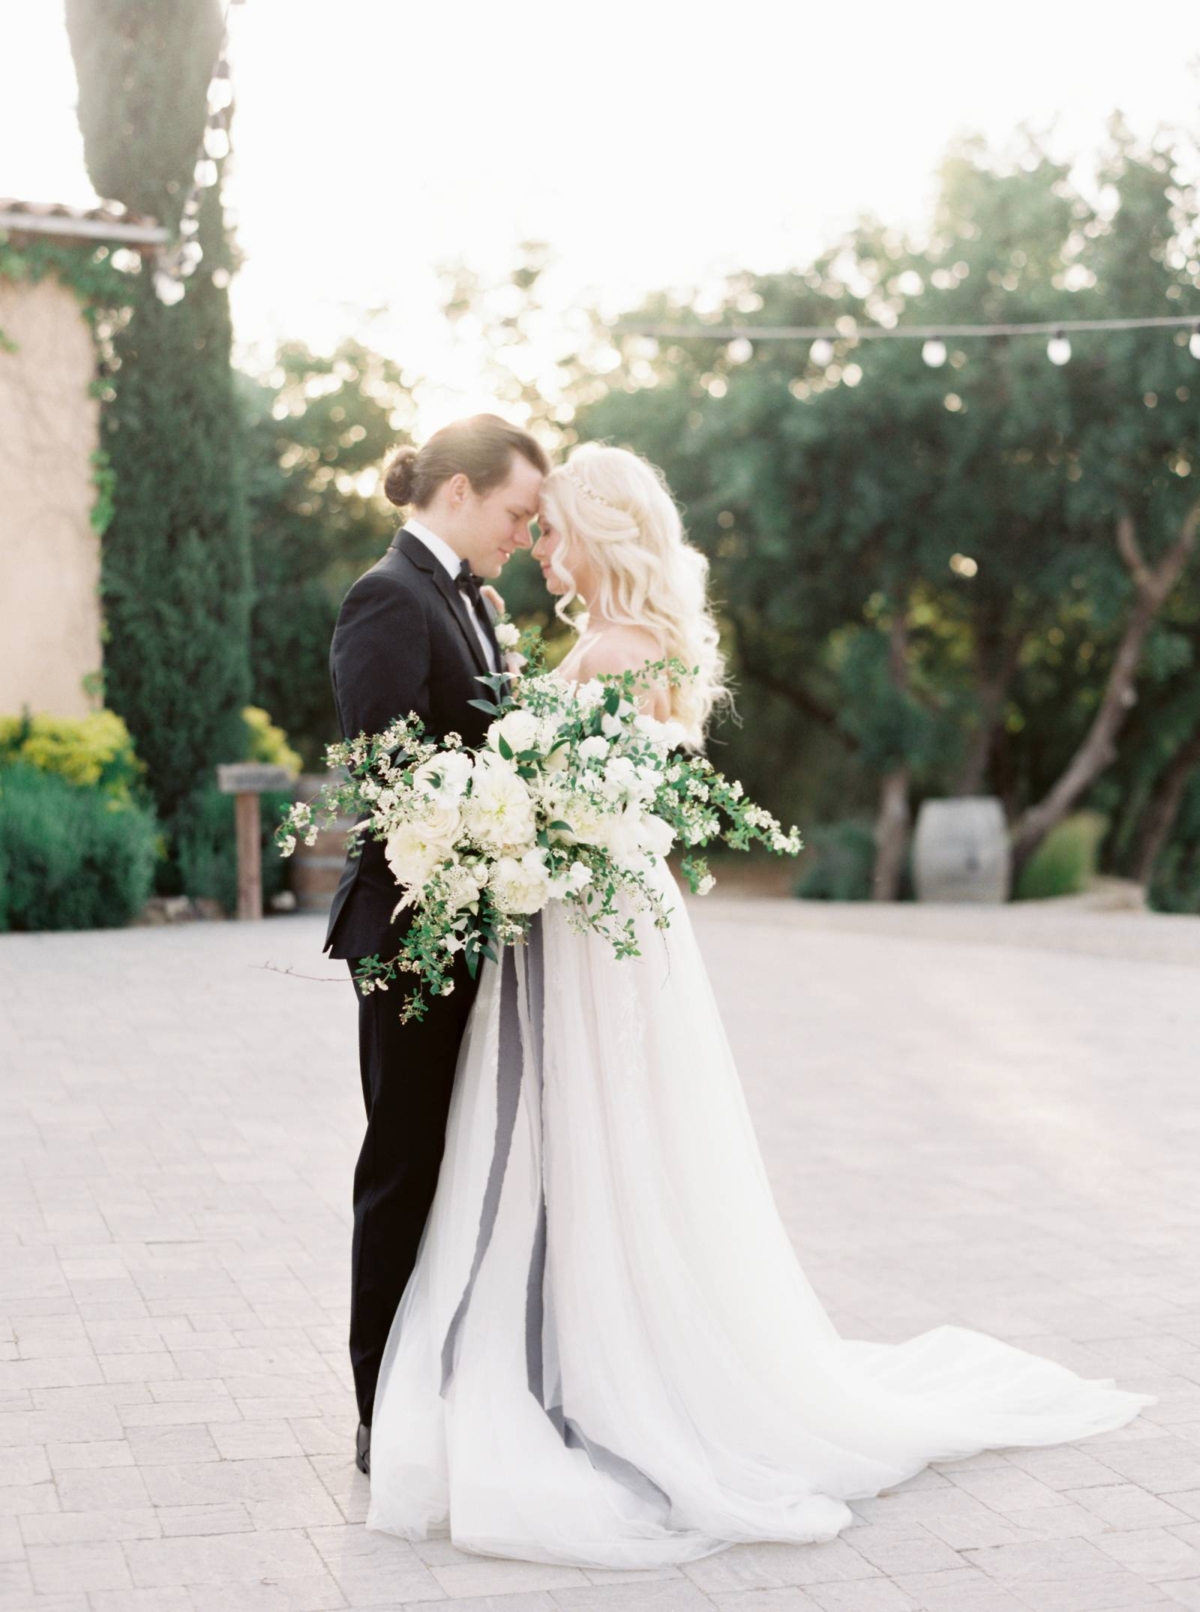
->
[480,584,505,616]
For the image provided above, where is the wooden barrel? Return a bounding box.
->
[288,772,356,913]
[913,797,1011,904]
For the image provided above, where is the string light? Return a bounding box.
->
[922,339,947,368]
[1190,322,1200,361]
[1047,328,1072,365]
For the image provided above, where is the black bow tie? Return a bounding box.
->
[454,560,485,608]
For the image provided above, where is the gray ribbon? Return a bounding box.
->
[439,917,670,1517]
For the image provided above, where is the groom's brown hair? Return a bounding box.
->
[383,414,548,509]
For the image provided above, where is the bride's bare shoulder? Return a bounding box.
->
[573,625,664,681]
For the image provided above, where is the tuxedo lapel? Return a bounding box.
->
[392,529,490,679]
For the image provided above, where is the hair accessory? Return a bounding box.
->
[562,467,622,515]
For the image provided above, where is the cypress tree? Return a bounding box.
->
[65,1,251,871]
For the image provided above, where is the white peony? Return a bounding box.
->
[385,817,456,891]
[578,734,610,764]
[489,848,553,914]
[486,708,541,758]
[412,749,473,803]
[494,621,521,650]
[462,755,537,849]
[556,792,613,847]
[574,679,606,711]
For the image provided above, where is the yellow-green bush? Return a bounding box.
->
[1015,811,1109,901]
[0,710,143,801]
[242,706,301,776]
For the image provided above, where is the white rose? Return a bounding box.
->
[489,848,552,914]
[600,712,624,739]
[462,755,537,849]
[633,713,666,742]
[575,680,606,711]
[413,749,474,803]
[578,735,609,765]
[494,621,520,649]
[487,708,541,758]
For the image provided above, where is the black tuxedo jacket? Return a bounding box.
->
[324,528,499,960]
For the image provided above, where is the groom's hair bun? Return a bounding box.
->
[383,445,420,507]
[382,415,549,510]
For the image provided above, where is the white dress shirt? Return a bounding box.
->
[404,519,497,671]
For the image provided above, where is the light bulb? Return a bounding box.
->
[726,337,753,365]
[1190,325,1200,360]
[1047,331,1071,365]
[809,338,834,367]
[922,339,947,368]
[153,271,186,307]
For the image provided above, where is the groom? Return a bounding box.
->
[324,414,547,1473]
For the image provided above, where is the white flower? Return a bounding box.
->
[433,861,482,912]
[697,873,716,895]
[604,756,641,795]
[578,735,609,764]
[385,817,455,891]
[556,793,612,847]
[489,848,553,914]
[412,749,473,803]
[494,621,520,649]
[636,812,675,859]
[547,858,594,901]
[280,834,296,856]
[462,755,537,849]
[486,708,541,758]
[575,679,606,710]
[600,712,624,739]
[634,713,666,742]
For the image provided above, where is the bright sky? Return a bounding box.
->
[4,1,1199,429]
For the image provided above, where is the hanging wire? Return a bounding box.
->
[617,314,1200,343]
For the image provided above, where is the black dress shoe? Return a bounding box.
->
[355,1421,371,1476]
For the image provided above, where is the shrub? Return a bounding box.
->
[243,705,302,775]
[1015,811,1108,901]
[0,764,157,932]
[795,818,877,901]
[0,710,143,802]
[175,783,290,913]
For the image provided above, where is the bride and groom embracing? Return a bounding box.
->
[323,412,1150,1568]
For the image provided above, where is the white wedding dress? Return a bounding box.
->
[366,854,1152,1568]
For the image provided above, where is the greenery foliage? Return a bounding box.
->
[0,764,157,932]
[1014,811,1109,900]
[242,340,416,766]
[794,819,879,902]
[0,709,144,802]
[66,0,253,880]
[562,120,1200,907]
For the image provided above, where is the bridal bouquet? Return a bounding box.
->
[277,643,801,1021]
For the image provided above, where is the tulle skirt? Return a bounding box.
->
[366,860,1152,1567]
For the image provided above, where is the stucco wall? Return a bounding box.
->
[0,275,102,718]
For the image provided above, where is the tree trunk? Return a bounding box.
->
[872,764,912,900]
[871,607,913,901]
[1010,505,1200,873]
[1130,724,1200,887]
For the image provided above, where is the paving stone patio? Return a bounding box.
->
[1,895,1197,1612]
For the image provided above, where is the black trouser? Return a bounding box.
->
[347,952,479,1426]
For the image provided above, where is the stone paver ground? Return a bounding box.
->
[1,896,1198,1612]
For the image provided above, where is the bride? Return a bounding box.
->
[365,441,1152,1568]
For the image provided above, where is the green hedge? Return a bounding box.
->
[1015,811,1108,901]
[0,765,157,932]
[794,818,878,901]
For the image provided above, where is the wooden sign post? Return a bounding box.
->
[216,763,296,920]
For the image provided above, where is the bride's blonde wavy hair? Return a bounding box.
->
[539,442,726,745]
